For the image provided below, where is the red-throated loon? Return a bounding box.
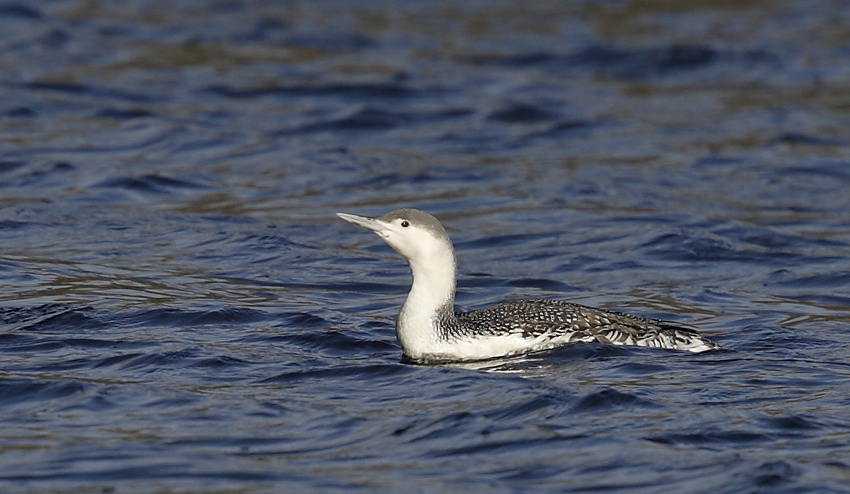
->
[337,208,720,362]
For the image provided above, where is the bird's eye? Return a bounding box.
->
[401,220,409,227]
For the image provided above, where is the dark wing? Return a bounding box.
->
[456,300,719,351]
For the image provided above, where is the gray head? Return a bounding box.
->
[337,208,454,263]
[377,208,450,243]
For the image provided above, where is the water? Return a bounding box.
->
[2,0,850,492]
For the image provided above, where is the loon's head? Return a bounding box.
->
[338,208,460,358]
[337,208,454,264]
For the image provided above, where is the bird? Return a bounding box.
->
[337,208,720,363]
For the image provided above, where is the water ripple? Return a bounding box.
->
[2,1,850,492]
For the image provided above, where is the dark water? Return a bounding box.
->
[2,0,850,492]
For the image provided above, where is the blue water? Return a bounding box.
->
[2,0,850,492]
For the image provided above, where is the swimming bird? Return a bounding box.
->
[337,208,720,362]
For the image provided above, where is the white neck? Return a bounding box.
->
[395,245,457,358]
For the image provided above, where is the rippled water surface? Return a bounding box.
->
[3,1,850,492]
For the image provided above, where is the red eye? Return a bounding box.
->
[401,220,409,227]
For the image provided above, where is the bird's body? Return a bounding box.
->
[338,208,720,362]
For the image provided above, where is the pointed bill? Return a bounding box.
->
[337,212,391,236]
